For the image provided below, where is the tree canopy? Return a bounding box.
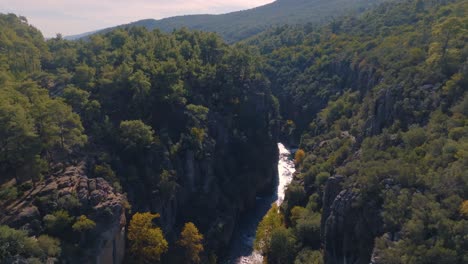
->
[128,212,168,263]
[178,222,204,263]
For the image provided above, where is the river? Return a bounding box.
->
[225,143,296,264]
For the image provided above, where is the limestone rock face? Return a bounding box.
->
[0,164,127,264]
[321,177,383,264]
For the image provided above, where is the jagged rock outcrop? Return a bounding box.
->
[0,164,127,264]
[321,177,383,264]
[365,87,398,136]
[320,175,345,241]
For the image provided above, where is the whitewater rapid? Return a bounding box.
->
[276,143,296,205]
[231,143,296,264]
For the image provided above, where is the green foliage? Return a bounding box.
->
[250,0,468,262]
[403,126,427,148]
[37,235,61,258]
[282,183,306,215]
[119,120,156,150]
[289,206,321,248]
[0,225,39,261]
[315,172,330,186]
[72,215,96,232]
[268,227,297,264]
[0,186,18,201]
[94,163,122,192]
[254,204,283,255]
[157,170,178,202]
[43,210,74,236]
[295,212,321,248]
[57,194,81,211]
[0,225,60,262]
[190,127,205,145]
[1,0,467,262]
[0,14,46,73]
[294,248,323,264]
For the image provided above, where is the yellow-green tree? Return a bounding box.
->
[72,215,96,245]
[128,212,168,263]
[72,215,96,232]
[178,222,204,263]
[254,204,283,255]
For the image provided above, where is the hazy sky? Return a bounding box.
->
[0,0,274,38]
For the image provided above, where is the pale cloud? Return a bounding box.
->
[0,0,274,37]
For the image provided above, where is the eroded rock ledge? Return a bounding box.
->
[0,164,127,264]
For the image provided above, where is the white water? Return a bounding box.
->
[276,143,296,206]
[230,143,296,264]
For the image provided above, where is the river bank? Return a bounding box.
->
[225,143,296,264]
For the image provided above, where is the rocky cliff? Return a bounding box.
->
[321,176,383,264]
[168,93,279,252]
[119,91,279,255]
[0,164,127,264]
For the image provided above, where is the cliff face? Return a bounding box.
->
[122,91,279,254]
[169,92,279,251]
[321,176,383,264]
[0,164,127,264]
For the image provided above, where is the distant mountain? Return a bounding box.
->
[66,0,388,43]
[64,29,100,40]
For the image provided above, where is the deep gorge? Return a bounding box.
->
[0,0,467,263]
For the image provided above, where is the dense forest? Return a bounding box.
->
[251,0,468,263]
[0,0,467,263]
[0,12,279,263]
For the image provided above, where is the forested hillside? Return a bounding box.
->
[67,0,388,43]
[0,0,467,263]
[0,14,279,263]
[251,0,468,263]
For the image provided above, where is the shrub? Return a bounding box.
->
[0,186,18,201]
[403,126,427,148]
[315,171,330,186]
[72,215,96,232]
[0,225,41,260]
[43,210,73,235]
[57,194,81,211]
[268,227,297,264]
[283,183,306,215]
[37,235,61,257]
[294,248,323,264]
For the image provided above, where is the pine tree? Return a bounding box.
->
[178,222,204,263]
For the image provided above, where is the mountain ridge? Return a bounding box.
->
[66,0,389,43]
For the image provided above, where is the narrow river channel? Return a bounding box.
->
[225,143,296,264]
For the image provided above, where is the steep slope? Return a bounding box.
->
[250,0,468,263]
[66,0,388,43]
[0,14,279,263]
